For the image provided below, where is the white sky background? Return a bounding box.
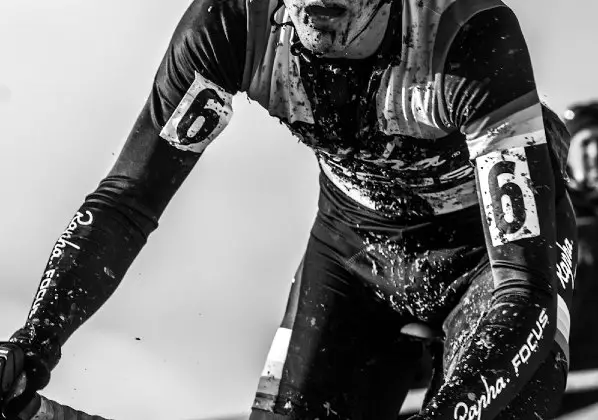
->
[0,1,596,419]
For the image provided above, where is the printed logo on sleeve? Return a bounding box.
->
[453,308,549,420]
[476,147,540,246]
[160,71,233,153]
[556,238,574,290]
[453,375,508,420]
[50,210,94,261]
[28,268,56,319]
[29,210,95,319]
[511,308,549,376]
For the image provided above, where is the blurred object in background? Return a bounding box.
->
[564,102,598,196]
[556,101,598,418]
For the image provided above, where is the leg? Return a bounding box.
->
[250,230,424,420]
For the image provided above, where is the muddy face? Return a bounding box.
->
[283,0,385,55]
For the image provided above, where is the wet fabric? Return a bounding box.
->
[250,184,568,419]
[11,0,575,418]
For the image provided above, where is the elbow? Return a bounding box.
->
[84,175,160,239]
[491,262,556,300]
[494,281,558,327]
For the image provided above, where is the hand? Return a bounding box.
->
[0,342,27,419]
[0,342,49,420]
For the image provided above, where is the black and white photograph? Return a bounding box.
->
[1,1,597,419]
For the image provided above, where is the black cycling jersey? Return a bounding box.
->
[11,1,576,419]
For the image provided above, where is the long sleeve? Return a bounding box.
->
[419,7,565,419]
[10,0,247,375]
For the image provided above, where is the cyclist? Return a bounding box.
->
[0,0,577,419]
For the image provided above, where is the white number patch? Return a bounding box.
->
[477,147,540,246]
[160,71,233,153]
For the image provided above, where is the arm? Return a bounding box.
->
[419,7,563,419]
[9,0,246,391]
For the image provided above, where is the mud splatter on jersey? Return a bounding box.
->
[14,1,576,419]
[246,0,483,217]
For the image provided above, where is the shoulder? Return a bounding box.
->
[168,0,248,65]
[173,0,247,38]
[150,0,251,141]
[155,0,249,104]
[401,0,514,74]
[419,0,510,24]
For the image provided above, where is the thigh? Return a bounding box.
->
[251,231,424,420]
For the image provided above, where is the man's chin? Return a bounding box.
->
[303,43,334,56]
[296,31,341,56]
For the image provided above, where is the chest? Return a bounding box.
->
[246,1,462,161]
[276,45,471,180]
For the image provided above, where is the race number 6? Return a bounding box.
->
[160,71,233,153]
[477,147,540,246]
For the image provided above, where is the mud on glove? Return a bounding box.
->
[0,330,61,420]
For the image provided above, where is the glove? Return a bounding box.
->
[0,340,54,420]
[0,342,29,419]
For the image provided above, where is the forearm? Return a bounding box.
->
[420,288,555,420]
[9,92,205,370]
[421,143,560,419]
[10,178,157,369]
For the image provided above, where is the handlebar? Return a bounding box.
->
[20,394,112,420]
